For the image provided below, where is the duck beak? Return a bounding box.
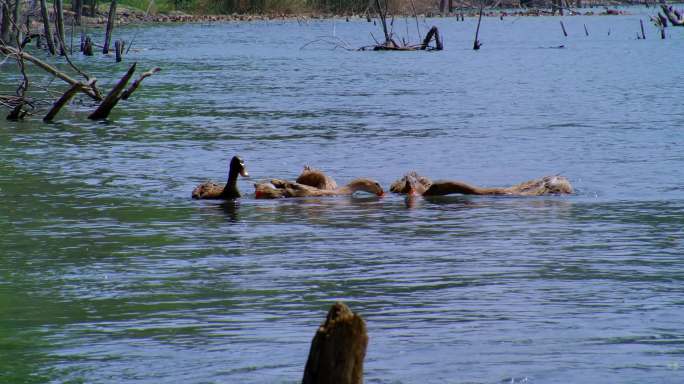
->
[240,168,249,177]
[377,191,385,197]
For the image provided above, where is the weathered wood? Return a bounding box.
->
[420,26,443,50]
[39,0,56,54]
[88,62,136,120]
[102,0,116,54]
[114,39,122,62]
[73,0,82,25]
[0,45,102,100]
[11,0,21,43]
[43,79,94,122]
[473,2,483,50]
[1,1,11,44]
[54,0,66,54]
[302,302,367,384]
[121,66,160,100]
[83,35,93,55]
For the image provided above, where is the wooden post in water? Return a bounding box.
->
[560,20,567,37]
[103,0,117,54]
[114,39,122,62]
[584,23,588,36]
[473,1,483,50]
[640,19,646,39]
[83,35,93,55]
[39,0,56,54]
[302,302,368,384]
[54,0,66,54]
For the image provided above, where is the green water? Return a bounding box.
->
[2,8,684,383]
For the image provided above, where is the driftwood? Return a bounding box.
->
[0,45,102,101]
[43,79,95,122]
[302,302,367,384]
[659,4,684,26]
[88,62,136,119]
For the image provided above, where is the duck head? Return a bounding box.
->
[230,156,249,178]
[346,178,385,197]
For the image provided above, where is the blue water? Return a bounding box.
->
[1,7,684,383]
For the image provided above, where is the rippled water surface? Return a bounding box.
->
[2,7,684,383]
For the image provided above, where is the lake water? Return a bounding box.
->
[2,7,684,383]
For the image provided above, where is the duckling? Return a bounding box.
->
[192,156,249,199]
[254,178,384,199]
[296,166,338,190]
[423,175,573,196]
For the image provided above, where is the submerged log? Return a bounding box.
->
[43,79,95,122]
[88,62,137,119]
[302,302,367,384]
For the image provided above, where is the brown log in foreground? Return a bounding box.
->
[88,63,137,120]
[302,302,367,384]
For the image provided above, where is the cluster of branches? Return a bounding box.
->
[0,0,159,122]
[653,3,684,28]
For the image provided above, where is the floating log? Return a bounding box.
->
[103,0,117,54]
[43,79,95,122]
[88,63,137,120]
[121,67,160,100]
[302,302,367,384]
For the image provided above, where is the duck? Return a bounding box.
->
[191,156,249,199]
[391,172,573,196]
[423,175,573,196]
[295,166,338,190]
[254,178,384,199]
[390,171,433,195]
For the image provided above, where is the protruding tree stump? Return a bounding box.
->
[103,0,117,54]
[302,302,368,384]
[83,36,94,55]
[88,62,136,120]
